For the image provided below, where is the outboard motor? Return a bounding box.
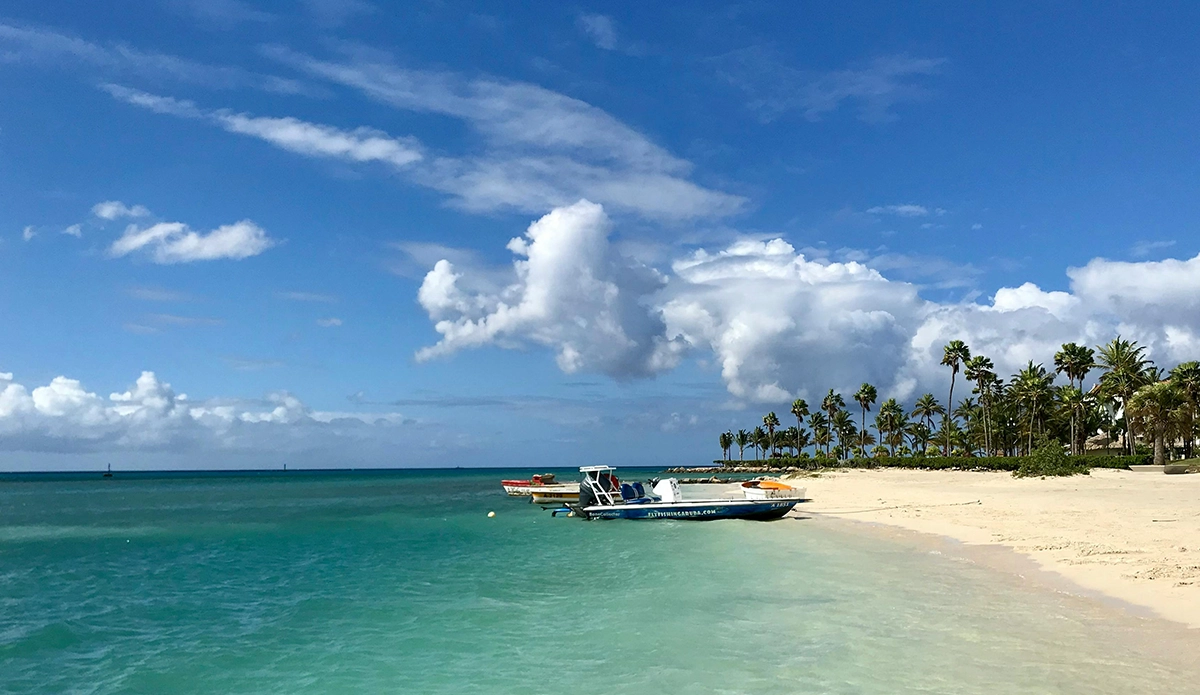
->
[652,478,682,503]
[577,480,597,509]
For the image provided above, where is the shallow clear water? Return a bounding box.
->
[1,469,1196,694]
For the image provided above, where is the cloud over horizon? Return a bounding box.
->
[414,201,1200,404]
[0,370,411,457]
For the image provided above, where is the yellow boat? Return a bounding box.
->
[529,485,580,505]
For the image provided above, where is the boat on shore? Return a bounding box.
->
[569,466,803,521]
[740,479,806,500]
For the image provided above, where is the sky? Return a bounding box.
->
[2,1,1199,470]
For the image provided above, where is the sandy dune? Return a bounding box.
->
[791,468,1200,628]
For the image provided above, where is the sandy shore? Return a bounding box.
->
[789,468,1200,628]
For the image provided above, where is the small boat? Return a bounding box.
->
[569,466,802,521]
[103,463,113,479]
[740,479,805,501]
[529,486,581,506]
[501,473,561,496]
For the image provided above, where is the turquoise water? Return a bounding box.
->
[2,470,1196,694]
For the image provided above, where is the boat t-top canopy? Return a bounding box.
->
[579,465,615,473]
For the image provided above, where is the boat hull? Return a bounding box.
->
[530,490,581,505]
[575,498,798,521]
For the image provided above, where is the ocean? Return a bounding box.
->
[1,469,1196,694]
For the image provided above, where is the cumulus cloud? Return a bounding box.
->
[110,219,274,263]
[61,224,82,237]
[414,201,1200,403]
[92,200,151,220]
[0,369,411,455]
[416,200,684,377]
[22,226,36,241]
[316,317,343,327]
[866,204,928,217]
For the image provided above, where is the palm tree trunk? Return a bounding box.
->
[1027,407,1036,454]
[946,375,956,455]
[1154,428,1165,467]
[1123,396,1134,455]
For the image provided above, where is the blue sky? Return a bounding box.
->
[2,1,1199,469]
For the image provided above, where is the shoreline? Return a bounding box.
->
[788,468,1200,629]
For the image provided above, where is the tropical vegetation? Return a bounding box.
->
[716,337,1200,470]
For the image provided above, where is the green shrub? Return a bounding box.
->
[1014,436,1088,477]
[712,452,1147,473]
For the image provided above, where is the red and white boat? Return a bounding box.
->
[501,473,565,496]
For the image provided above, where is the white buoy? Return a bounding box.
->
[487,511,496,518]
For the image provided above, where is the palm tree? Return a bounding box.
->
[1057,386,1087,455]
[964,355,996,454]
[1127,381,1184,466]
[853,383,877,452]
[831,410,857,459]
[822,389,845,426]
[763,412,780,457]
[941,340,971,455]
[855,429,877,456]
[1054,342,1096,391]
[734,429,750,461]
[954,397,982,455]
[1169,361,1200,459]
[809,411,831,457]
[790,398,810,455]
[753,426,768,460]
[1010,361,1055,454]
[719,431,734,461]
[910,393,944,448]
[1097,337,1153,454]
[905,420,931,454]
[874,398,905,456]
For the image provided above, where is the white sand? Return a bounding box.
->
[791,468,1200,628]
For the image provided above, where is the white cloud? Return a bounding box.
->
[577,14,618,50]
[866,204,928,217]
[108,81,741,220]
[414,202,1200,403]
[0,369,411,455]
[714,50,944,123]
[104,86,423,169]
[22,226,36,241]
[0,22,308,95]
[416,200,684,377]
[316,317,343,327]
[971,223,983,230]
[1130,239,1175,258]
[92,200,151,220]
[217,113,422,167]
[110,219,274,263]
[257,49,744,220]
[61,224,82,238]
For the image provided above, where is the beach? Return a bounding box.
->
[794,468,1200,628]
